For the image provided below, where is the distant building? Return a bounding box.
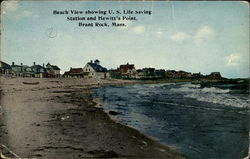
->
[0,61,12,76]
[31,62,47,78]
[135,69,143,79]
[176,71,192,78]
[109,69,122,79]
[135,68,165,79]
[165,70,178,78]
[207,72,222,80]
[155,69,165,78]
[46,63,61,78]
[83,59,109,79]
[165,70,192,78]
[192,72,204,78]
[142,68,155,76]
[64,68,88,78]
[117,63,137,79]
[11,62,33,77]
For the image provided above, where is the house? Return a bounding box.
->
[165,70,178,78]
[142,68,155,77]
[155,69,165,78]
[46,63,61,78]
[31,62,47,78]
[192,72,204,79]
[165,70,192,78]
[0,61,12,76]
[11,62,33,77]
[109,69,122,79]
[64,68,88,78]
[136,68,164,79]
[117,63,137,79]
[206,72,222,80]
[135,69,143,79]
[176,70,192,78]
[83,60,109,79]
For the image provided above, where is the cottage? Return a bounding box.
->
[31,62,47,78]
[46,63,61,78]
[176,70,192,78]
[165,70,178,78]
[83,60,109,79]
[192,72,204,79]
[155,69,165,78]
[109,69,122,79]
[11,62,33,77]
[64,68,88,78]
[0,61,12,76]
[207,72,222,80]
[118,63,137,79]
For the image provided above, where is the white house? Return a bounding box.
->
[83,59,109,79]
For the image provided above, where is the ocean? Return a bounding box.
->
[94,82,249,159]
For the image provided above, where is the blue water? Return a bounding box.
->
[94,83,249,159]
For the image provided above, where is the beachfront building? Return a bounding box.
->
[11,62,34,77]
[165,70,178,78]
[135,69,143,79]
[165,70,192,78]
[155,69,166,79]
[83,59,109,79]
[135,68,165,79]
[109,69,122,79]
[206,72,222,80]
[64,68,89,78]
[46,63,61,78]
[192,72,204,79]
[0,61,12,76]
[31,62,47,78]
[118,63,137,79]
[176,70,192,78]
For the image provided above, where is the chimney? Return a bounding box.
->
[12,62,14,66]
[43,63,45,67]
[94,59,100,65]
[33,62,36,65]
[90,60,93,63]
[21,63,23,66]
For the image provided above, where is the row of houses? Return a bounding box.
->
[0,61,61,78]
[1,59,222,80]
[109,63,222,80]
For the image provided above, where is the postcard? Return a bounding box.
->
[0,1,249,159]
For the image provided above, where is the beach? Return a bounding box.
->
[0,77,184,159]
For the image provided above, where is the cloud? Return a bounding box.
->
[1,1,36,19]
[2,1,19,14]
[155,31,163,37]
[225,53,241,66]
[194,25,215,45]
[131,25,145,34]
[170,32,191,41]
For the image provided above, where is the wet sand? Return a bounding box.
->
[0,77,184,159]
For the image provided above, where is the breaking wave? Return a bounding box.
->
[169,83,248,108]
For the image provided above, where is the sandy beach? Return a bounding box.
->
[0,77,184,159]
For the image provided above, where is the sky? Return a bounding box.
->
[1,1,249,78]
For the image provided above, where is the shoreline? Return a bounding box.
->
[0,77,184,159]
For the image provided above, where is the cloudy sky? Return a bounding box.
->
[1,1,249,78]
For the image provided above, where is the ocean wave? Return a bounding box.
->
[168,84,247,108]
[170,84,230,94]
[184,93,249,108]
[200,87,230,94]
